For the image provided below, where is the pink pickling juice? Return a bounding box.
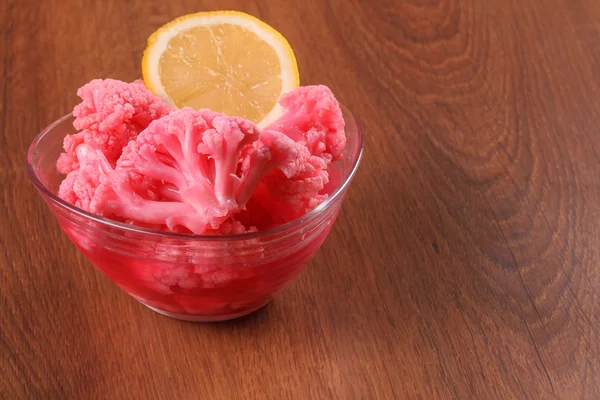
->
[27,79,363,321]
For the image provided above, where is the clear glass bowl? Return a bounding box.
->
[26,107,364,322]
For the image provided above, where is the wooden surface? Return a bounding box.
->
[2,0,600,398]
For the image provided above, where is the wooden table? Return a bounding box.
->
[2,0,600,398]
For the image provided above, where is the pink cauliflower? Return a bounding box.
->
[233,130,330,228]
[257,129,330,218]
[57,144,115,211]
[57,144,162,220]
[261,150,329,213]
[56,152,79,175]
[244,85,345,225]
[265,85,346,162]
[56,79,173,174]
[56,83,348,234]
[92,108,302,234]
[213,218,259,235]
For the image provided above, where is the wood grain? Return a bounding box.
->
[2,0,600,398]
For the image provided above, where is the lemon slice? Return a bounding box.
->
[142,11,299,127]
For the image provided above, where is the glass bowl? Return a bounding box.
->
[26,107,364,322]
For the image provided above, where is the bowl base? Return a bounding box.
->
[137,300,268,322]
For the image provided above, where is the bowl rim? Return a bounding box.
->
[26,106,364,241]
